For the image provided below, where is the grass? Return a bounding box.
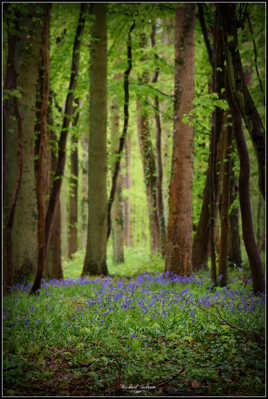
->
[3,247,265,396]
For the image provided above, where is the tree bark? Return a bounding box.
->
[111,102,125,264]
[137,97,160,257]
[4,5,42,288]
[228,161,242,267]
[165,4,195,276]
[219,4,265,200]
[31,4,86,293]
[107,20,135,240]
[151,23,166,257]
[123,134,132,247]
[68,99,80,258]
[218,120,232,286]
[45,93,63,279]
[136,32,160,257]
[81,134,88,250]
[221,11,265,293]
[82,4,108,276]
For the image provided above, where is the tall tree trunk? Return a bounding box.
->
[107,20,135,240]
[218,119,232,286]
[111,102,125,264]
[136,99,160,257]
[81,134,88,250]
[222,17,265,293]
[4,5,42,288]
[82,4,108,276]
[228,160,242,267]
[219,4,265,199]
[30,4,86,294]
[35,4,51,289]
[45,93,63,279]
[68,99,80,258]
[151,23,166,257]
[165,4,195,276]
[123,134,132,247]
[136,33,160,257]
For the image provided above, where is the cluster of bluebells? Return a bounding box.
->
[3,271,265,338]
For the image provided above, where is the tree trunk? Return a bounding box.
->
[81,134,88,250]
[151,23,166,257]
[219,4,265,199]
[136,32,160,257]
[228,161,242,268]
[222,38,265,294]
[136,99,160,257]
[192,169,210,270]
[45,93,63,279]
[35,4,51,291]
[218,120,232,286]
[256,193,265,253]
[111,102,124,264]
[82,4,108,276]
[30,4,86,294]
[165,4,195,276]
[4,5,42,288]
[107,20,135,240]
[68,99,80,258]
[123,134,132,247]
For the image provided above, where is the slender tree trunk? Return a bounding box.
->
[107,20,135,240]
[45,93,63,279]
[165,4,195,276]
[221,19,265,294]
[68,99,80,258]
[60,184,68,258]
[192,169,210,270]
[35,5,51,289]
[82,4,108,276]
[81,134,88,250]
[31,4,86,294]
[227,102,264,293]
[219,4,265,199]
[123,134,132,247]
[218,120,232,286]
[111,102,124,263]
[151,23,166,257]
[228,160,242,267]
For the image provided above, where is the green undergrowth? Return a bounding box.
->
[3,248,265,396]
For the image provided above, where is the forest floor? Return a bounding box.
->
[3,248,265,396]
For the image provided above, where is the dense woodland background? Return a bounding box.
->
[3,3,265,293]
